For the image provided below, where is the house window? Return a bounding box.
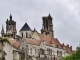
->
[39,49,44,55]
[30,48,32,54]
[22,33,23,38]
[26,45,28,48]
[26,45,28,53]
[57,51,62,57]
[57,50,62,57]
[26,33,28,38]
[47,49,52,55]
[35,49,36,54]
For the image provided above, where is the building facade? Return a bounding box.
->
[0,14,73,60]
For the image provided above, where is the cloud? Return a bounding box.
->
[0,0,80,50]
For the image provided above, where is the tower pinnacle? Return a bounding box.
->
[10,14,12,20]
[1,25,4,37]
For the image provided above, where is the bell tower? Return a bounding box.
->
[41,14,54,37]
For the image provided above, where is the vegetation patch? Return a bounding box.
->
[61,46,80,60]
[0,38,10,44]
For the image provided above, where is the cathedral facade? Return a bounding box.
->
[0,14,72,60]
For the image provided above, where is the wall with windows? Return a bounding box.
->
[24,40,65,60]
[19,30,41,40]
[19,31,32,38]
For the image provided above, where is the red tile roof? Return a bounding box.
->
[24,33,62,49]
[9,40,20,48]
[37,33,62,48]
[61,43,73,54]
[1,37,20,48]
[24,38,40,46]
[65,46,72,54]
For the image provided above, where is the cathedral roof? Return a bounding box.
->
[20,22,31,31]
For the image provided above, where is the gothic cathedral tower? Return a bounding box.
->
[41,14,54,37]
[5,14,17,38]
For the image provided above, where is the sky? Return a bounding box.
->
[0,0,80,50]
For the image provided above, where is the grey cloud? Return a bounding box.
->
[0,0,80,50]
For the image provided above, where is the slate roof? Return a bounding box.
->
[20,23,31,31]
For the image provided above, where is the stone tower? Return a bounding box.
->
[41,14,54,37]
[5,14,17,38]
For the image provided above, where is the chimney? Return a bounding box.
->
[67,44,69,47]
[70,46,72,50]
[63,43,64,46]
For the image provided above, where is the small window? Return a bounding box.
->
[35,49,36,54]
[39,49,44,55]
[22,33,23,38]
[46,32,49,35]
[22,47,24,49]
[26,33,28,38]
[47,49,52,55]
[46,32,47,35]
[26,45,28,48]
[30,48,32,54]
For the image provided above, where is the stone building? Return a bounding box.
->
[19,14,73,60]
[0,14,73,60]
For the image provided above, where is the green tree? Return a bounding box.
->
[61,46,80,60]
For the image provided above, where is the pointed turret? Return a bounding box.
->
[10,14,12,20]
[48,13,52,19]
[34,28,36,31]
[1,25,5,37]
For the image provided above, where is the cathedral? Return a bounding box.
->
[0,14,72,60]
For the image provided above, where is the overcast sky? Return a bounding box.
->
[0,0,80,50]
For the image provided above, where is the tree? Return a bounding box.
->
[61,46,80,60]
